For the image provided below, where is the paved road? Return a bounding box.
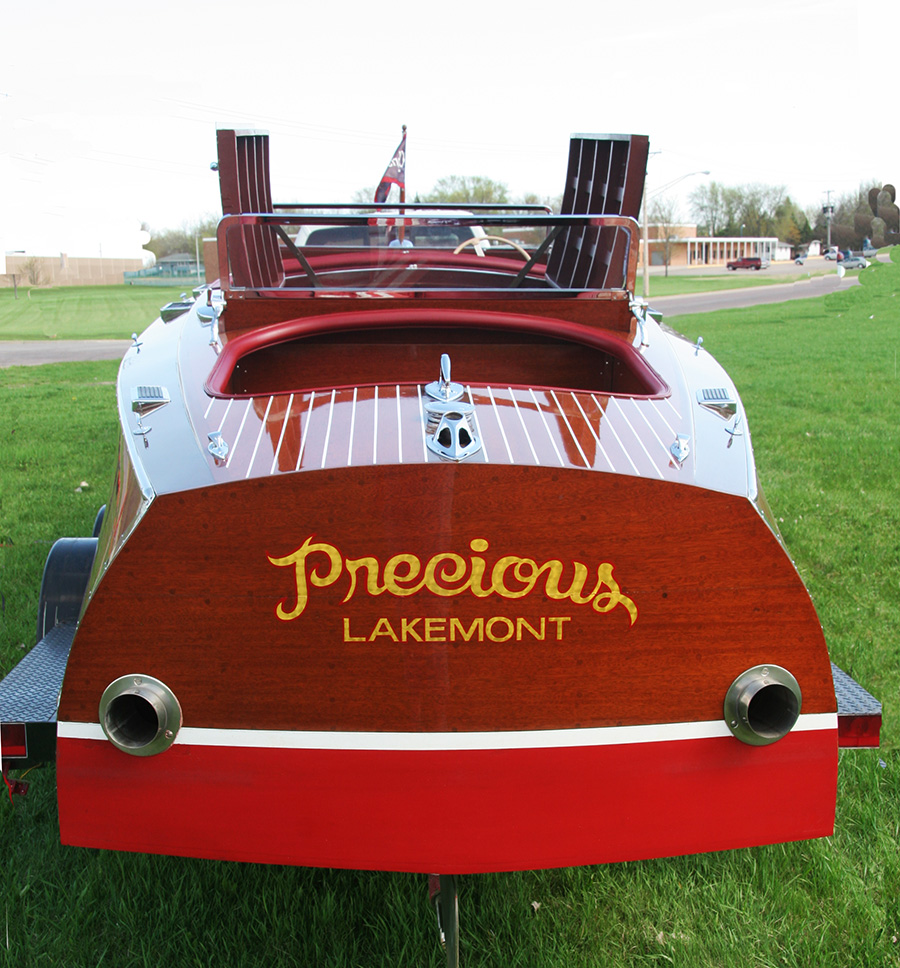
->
[0,261,870,367]
[0,339,131,369]
[650,271,857,317]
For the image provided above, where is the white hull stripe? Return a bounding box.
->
[59,714,837,752]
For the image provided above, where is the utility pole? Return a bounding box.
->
[824,190,834,249]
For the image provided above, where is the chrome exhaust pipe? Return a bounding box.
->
[724,665,801,746]
[99,675,182,756]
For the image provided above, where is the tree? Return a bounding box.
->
[690,182,788,237]
[689,181,726,236]
[520,191,562,213]
[773,197,814,247]
[351,178,555,210]
[145,216,219,260]
[22,256,44,286]
[350,186,378,204]
[423,175,509,205]
[648,195,681,276]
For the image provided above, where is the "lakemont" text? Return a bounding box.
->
[342,615,572,643]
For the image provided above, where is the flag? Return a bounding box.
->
[374,128,406,204]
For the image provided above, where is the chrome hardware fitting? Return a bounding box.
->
[131,333,143,353]
[629,297,648,347]
[670,433,690,464]
[694,336,704,356]
[628,297,660,348]
[725,414,743,445]
[197,291,225,349]
[197,290,225,323]
[131,385,170,418]
[208,431,229,461]
[697,387,737,421]
[423,354,482,461]
[425,353,464,403]
[160,297,193,323]
[426,406,482,462]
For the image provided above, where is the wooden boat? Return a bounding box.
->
[1,131,881,886]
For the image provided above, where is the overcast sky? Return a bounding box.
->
[2,0,894,259]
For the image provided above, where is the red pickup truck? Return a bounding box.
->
[726,256,767,270]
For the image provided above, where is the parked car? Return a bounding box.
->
[841,255,868,270]
[726,256,767,270]
[794,254,807,265]
[824,248,839,260]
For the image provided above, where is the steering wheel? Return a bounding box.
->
[453,235,531,259]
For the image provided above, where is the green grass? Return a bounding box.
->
[0,286,188,340]
[0,362,120,652]
[1,260,899,966]
[645,268,836,298]
[671,253,900,743]
[0,271,845,342]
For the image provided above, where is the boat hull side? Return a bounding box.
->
[57,465,836,732]
[57,722,836,873]
[56,463,838,869]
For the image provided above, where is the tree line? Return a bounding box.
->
[144,176,897,261]
[143,217,219,262]
[353,175,560,210]
[686,182,812,244]
[684,180,898,248]
[143,176,558,260]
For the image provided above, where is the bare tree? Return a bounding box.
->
[22,256,44,286]
[350,186,379,205]
[648,196,681,276]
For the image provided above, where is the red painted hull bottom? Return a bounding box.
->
[57,730,837,873]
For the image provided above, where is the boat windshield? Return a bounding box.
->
[215,207,640,296]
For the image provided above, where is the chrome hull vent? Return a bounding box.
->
[697,387,737,420]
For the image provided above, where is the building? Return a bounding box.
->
[643,224,785,267]
[2,252,143,287]
[124,252,204,285]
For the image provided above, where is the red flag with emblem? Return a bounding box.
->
[374,127,406,204]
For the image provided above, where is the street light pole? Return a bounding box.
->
[642,199,650,300]
[641,170,710,301]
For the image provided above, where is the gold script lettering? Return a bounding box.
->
[268,537,342,621]
[269,537,637,625]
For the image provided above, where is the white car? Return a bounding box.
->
[295,212,489,251]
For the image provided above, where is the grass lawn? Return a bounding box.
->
[0,270,846,343]
[0,285,188,340]
[0,257,898,966]
[645,268,837,298]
